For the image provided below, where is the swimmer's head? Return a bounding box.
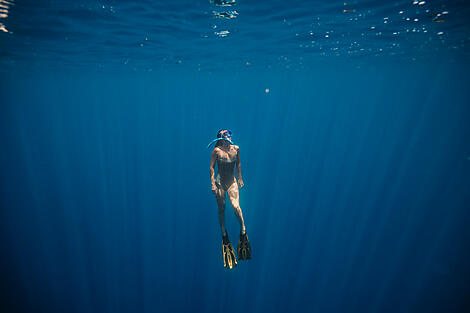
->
[207,129,234,149]
[217,129,232,139]
[215,129,232,147]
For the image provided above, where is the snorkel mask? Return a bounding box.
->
[207,130,234,148]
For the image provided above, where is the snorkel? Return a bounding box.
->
[207,130,234,148]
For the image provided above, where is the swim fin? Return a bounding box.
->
[237,232,251,260]
[222,233,237,269]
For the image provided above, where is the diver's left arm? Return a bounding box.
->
[236,146,244,188]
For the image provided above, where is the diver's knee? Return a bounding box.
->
[232,204,241,212]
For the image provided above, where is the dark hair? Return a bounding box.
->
[216,129,225,138]
[215,129,226,147]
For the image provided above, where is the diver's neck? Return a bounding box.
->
[219,140,229,149]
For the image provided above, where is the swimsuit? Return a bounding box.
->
[216,157,237,191]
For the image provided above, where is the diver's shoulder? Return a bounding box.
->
[213,146,224,154]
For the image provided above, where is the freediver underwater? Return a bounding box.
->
[208,129,251,269]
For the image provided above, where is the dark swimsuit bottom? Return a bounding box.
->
[215,174,236,191]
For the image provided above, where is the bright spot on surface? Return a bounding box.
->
[437,31,444,35]
[414,18,419,22]
[265,88,270,93]
[215,30,230,37]
[325,34,329,38]
[418,1,426,5]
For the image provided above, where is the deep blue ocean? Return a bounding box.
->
[1,1,470,313]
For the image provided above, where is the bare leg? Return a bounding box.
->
[227,182,246,234]
[215,187,227,235]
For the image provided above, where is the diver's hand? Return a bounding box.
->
[211,183,217,194]
[238,178,244,188]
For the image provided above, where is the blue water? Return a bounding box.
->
[1,1,470,313]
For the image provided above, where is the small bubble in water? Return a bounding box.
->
[437,31,444,35]
[265,88,270,93]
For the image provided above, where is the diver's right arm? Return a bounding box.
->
[210,149,217,194]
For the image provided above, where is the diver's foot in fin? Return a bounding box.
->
[222,233,237,269]
[237,231,252,260]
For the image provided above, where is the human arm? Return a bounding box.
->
[210,149,217,194]
[236,146,244,188]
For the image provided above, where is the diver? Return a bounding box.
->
[208,129,251,269]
